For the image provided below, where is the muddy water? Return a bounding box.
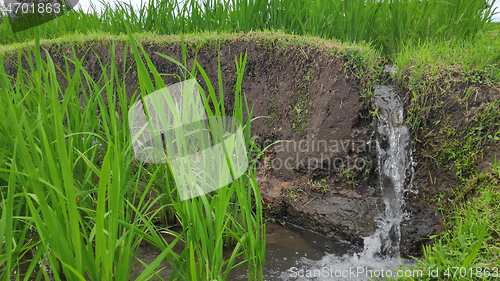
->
[130,222,359,280]
[132,221,414,281]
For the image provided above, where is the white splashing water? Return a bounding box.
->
[362,84,412,258]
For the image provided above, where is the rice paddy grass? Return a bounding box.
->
[0,28,265,280]
[0,0,498,56]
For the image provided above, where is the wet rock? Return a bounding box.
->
[283,194,385,246]
[400,203,445,257]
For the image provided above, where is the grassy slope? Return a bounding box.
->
[0,30,378,57]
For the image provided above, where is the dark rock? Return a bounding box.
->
[400,203,445,257]
[283,194,385,246]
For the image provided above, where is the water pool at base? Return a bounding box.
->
[131,222,417,281]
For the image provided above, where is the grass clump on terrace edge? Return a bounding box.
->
[395,35,500,88]
[0,30,379,60]
[394,35,500,181]
[0,27,266,280]
[0,0,497,56]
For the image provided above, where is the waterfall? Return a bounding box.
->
[362,83,412,258]
[278,70,416,281]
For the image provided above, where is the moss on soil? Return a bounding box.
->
[265,99,283,128]
[289,90,314,132]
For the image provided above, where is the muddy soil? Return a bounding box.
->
[2,32,444,257]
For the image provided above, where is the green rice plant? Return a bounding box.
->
[0,3,104,46]
[410,173,500,281]
[1,32,158,280]
[125,28,265,280]
[0,0,497,55]
[0,25,265,280]
[102,0,497,56]
[0,29,183,280]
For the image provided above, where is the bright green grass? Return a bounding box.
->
[395,35,500,87]
[488,22,500,38]
[0,0,497,55]
[0,27,265,280]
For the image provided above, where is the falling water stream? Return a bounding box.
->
[271,76,416,281]
[363,83,411,259]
